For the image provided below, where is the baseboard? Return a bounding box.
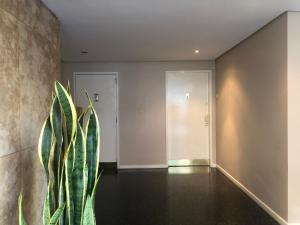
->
[216,165,288,225]
[210,163,217,168]
[99,162,117,169]
[118,164,168,169]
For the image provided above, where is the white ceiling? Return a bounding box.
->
[42,0,300,62]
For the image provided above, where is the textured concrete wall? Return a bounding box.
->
[0,0,61,224]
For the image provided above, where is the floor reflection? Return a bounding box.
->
[168,166,210,174]
[95,167,279,225]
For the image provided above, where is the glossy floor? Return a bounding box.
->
[95,167,279,225]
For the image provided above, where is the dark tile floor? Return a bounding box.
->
[95,167,279,225]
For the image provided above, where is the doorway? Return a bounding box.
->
[166,71,212,166]
[74,72,118,165]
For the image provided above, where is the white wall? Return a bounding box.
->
[287,11,300,224]
[216,13,288,221]
[63,61,215,167]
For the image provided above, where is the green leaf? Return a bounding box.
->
[50,97,62,145]
[65,142,75,225]
[50,96,63,194]
[52,91,56,101]
[38,116,53,180]
[58,173,66,225]
[84,91,93,107]
[67,80,71,95]
[37,81,103,225]
[83,165,88,198]
[18,193,28,225]
[78,91,94,127]
[91,171,103,206]
[49,204,65,225]
[73,123,87,225]
[78,106,91,128]
[43,188,51,225]
[86,108,100,195]
[82,196,95,225]
[55,81,77,143]
[48,140,58,213]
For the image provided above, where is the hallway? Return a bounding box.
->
[95,168,279,225]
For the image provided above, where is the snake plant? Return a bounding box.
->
[19,81,101,225]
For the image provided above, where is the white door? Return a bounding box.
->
[166,71,210,166]
[74,73,117,163]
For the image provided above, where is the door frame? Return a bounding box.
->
[165,70,214,167]
[73,72,120,168]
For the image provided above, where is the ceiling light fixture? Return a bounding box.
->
[194,50,199,54]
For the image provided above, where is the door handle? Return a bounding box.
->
[204,114,209,127]
[94,93,100,102]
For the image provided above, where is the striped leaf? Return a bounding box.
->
[18,193,27,225]
[66,81,71,95]
[50,97,62,146]
[85,108,100,195]
[91,171,102,206]
[83,165,88,199]
[48,140,57,213]
[78,106,91,128]
[43,188,51,225]
[78,91,93,127]
[22,81,102,225]
[50,96,63,200]
[84,91,93,106]
[58,172,66,225]
[82,196,95,225]
[55,81,77,143]
[38,116,53,180]
[73,123,87,225]
[65,142,75,225]
[49,204,65,225]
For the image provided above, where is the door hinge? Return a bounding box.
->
[115,77,117,84]
[116,116,118,123]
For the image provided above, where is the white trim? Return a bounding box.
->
[73,72,120,168]
[165,70,214,167]
[119,164,168,169]
[210,163,217,168]
[208,70,214,166]
[216,165,288,225]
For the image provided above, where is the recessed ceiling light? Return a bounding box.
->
[81,51,88,54]
[194,50,200,54]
